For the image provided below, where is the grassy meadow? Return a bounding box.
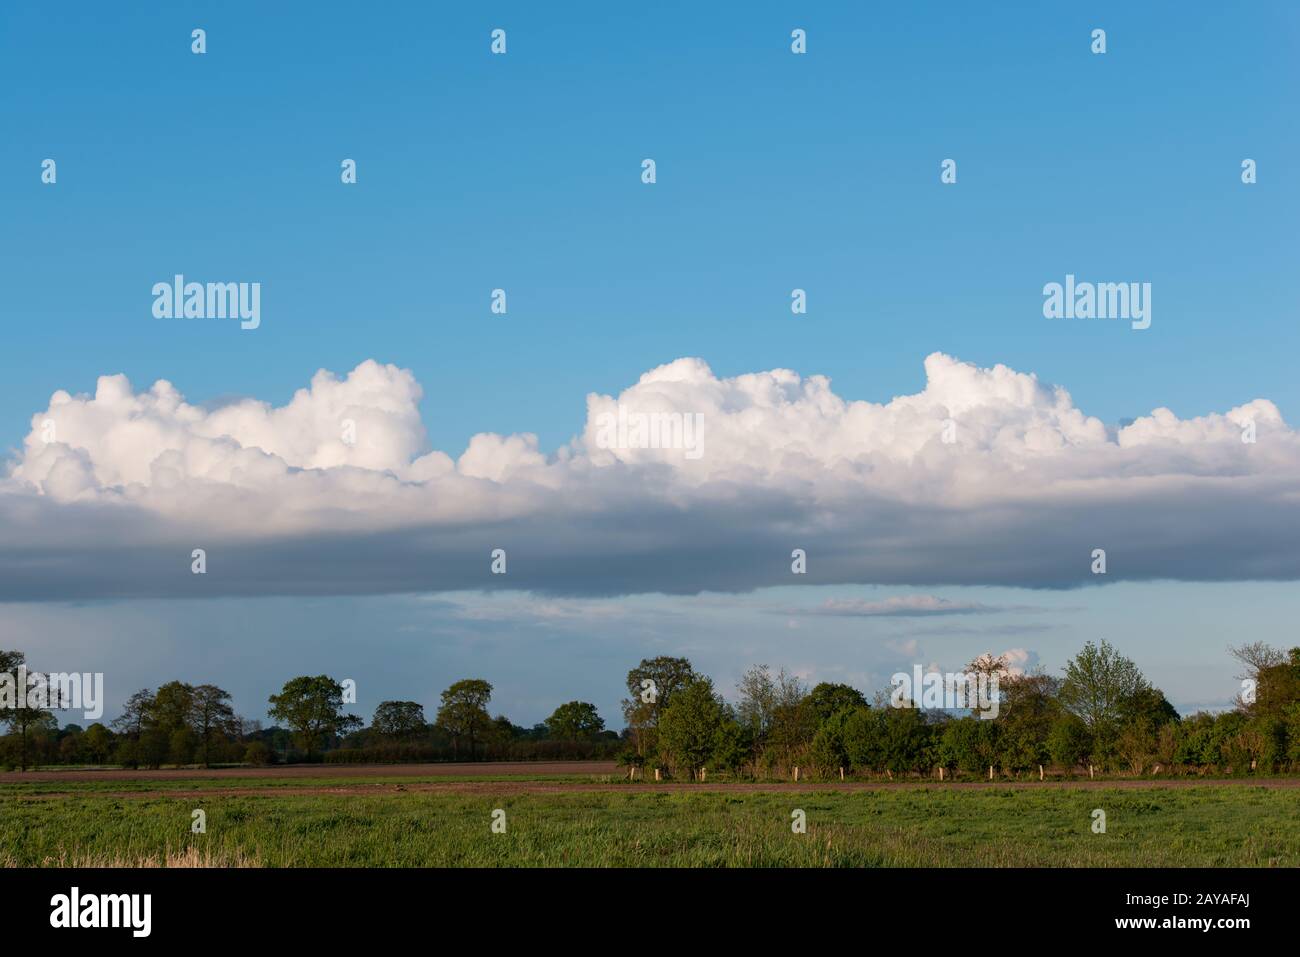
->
[2,779,1297,867]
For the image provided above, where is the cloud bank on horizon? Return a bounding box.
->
[2,352,1295,601]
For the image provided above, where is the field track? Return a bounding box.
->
[8,761,1300,800]
[5,760,619,783]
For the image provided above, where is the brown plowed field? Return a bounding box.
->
[4,760,619,784]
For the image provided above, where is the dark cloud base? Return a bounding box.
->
[3,484,1297,601]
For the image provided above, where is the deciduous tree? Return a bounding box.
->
[435,679,493,760]
[545,701,604,741]
[372,700,427,740]
[267,676,361,760]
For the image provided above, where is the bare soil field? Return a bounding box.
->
[4,760,619,784]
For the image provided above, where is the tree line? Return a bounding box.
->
[4,640,1300,776]
[0,659,618,770]
[623,641,1300,779]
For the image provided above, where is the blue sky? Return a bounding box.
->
[3,1,1297,449]
[1,2,1298,727]
[6,582,1298,730]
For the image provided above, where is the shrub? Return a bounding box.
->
[1046,714,1092,771]
[243,741,273,766]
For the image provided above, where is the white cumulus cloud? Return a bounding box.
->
[2,352,1296,601]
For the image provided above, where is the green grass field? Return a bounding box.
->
[3,781,1298,867]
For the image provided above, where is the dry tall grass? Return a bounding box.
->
[0,846,261,868]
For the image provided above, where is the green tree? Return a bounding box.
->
[657,677,727,778]
[1175,712,1218,766]
[1252,648,1300,721]
[267,676,362,761]
[1,650,62,771]
[757,670,812,770]
[190,684,236,767]
[372,700,427,740]
[1205,711,1247,770]
[137,728,171,769]
[83,723,113,764]
[879,706,933,773]
[1251,716,1287,772]
[59,727,86,764]
[243,740,273,766]
[169,726,196,766]
[111,689,154,744]
[1046,713,1092,771]
[842,708,883,772]
[484,714,524,750]
[545,701,605,741]
[996,672,1062,771]
[938,717,1000,774]
[807,682,868,726]
[1286,703,1300,766]
[621,657,698,760]
[711,716,750,773]
[1120,686,1180,728]
[435,679,494,760]
[735,664,778,741]
[736,665,806,737]
[1229,641,1287,715]
[1059,640,1149,754]
[810,708,853,773]
[151,681,194,732]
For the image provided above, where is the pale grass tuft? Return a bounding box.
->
[1,845,262,868]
